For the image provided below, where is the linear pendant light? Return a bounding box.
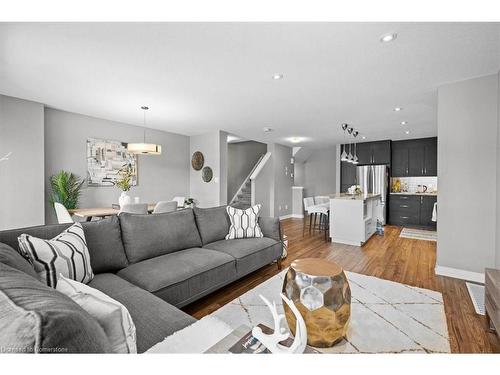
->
[127,106,162,155]
[340,123,348,161]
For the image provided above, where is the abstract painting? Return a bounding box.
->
[86,138,138,187]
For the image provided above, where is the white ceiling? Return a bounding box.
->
[1,23,499,148]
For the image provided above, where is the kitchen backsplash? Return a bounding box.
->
[390,176,438,193]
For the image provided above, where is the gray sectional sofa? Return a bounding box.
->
[0,206,283,353]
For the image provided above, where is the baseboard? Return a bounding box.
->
[435,266,485,283]
[279,214,304,220]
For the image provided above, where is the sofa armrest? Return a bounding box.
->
[258,217,281,242]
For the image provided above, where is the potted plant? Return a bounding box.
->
[184,197,196,208]
[49,170,84,210]
[115,165,135,208]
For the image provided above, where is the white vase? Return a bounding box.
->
[119,191,132,208]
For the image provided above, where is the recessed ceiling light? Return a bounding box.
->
[393,107,402,112]
[400,121,407,125]
[362,136,366,140]
[272,74,283,80]
[290,137,301,144]
[263,127,273,132]
[380,33,397,43]
[405,130,410,135]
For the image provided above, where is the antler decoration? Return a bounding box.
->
[251,293,307,354]
[0,152,12,162]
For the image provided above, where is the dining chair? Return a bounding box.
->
[303,197,315,236]
[314,196,330,205]
[119,203,149,215]
[153,201,178,214]
[54,202,74,224]
[172,196,185,208]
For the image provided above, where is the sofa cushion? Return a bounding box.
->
[204,238,282,276]
[0,242,38,279]
[0,262,111,353]
[88,273,196,353]
[57,275,137,353]
[0,217,128,274]
[117,247,236,307]
[225,205,264,239]
[18,222,94,288]
[80,216,129,273]
[193,206,231,245]
[119,209,203,264]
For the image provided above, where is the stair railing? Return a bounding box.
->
[229,153,267,205]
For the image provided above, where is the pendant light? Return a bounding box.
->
[346,127,354,163]
[340,123,348,162]
[127,106,162,155]
[352,131,359,165]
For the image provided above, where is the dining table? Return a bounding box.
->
[68,203,157,221]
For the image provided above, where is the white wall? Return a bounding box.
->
[271,143,293,218]
[0,95,45,230]
[293,161,305,187]
[497,71,500,269]
[189,130,227,208]
[437,74,499,278]
[44,108,190,223]
[302,146,338,198]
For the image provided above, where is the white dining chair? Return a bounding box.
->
[303,197,315,236]
[172,196,185,208]
[54,202,74,224]
[153,201,178,214]
[119,203,149,215]
[314,196,330,205]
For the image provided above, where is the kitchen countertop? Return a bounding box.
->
[330,193,381,200]
[390,192,438,196]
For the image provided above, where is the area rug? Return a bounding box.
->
[400,228,437,242]
[148,269,450,354]
[466,282,485,315]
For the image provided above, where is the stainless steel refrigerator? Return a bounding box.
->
[356,165,389,224]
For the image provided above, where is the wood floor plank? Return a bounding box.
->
[183,218,500,353]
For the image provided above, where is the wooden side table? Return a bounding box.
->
[485,268,500,337]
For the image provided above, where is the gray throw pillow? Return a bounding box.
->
[193,206,231,245]
[0,242,38,279]
[0,263,111,353]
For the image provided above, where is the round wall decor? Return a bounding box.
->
[202,166,213,182]
[191,151,204,171]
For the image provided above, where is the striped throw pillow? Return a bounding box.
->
[17,223,94,288]
[225,204,264,240]
[56,274,137,354]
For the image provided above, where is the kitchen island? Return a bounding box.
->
[329,193,383,246]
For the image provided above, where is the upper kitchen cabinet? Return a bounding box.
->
[351,140,391,165]
[391,137,437,177]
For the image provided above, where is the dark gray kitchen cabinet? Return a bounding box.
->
[346,140,391,165]
[356,142,372,165]
[391,142,409,176]
[419,195,437,228]
[391,137,437,177]
[371,140,391,164]
[408,143,425,176]
[388,194,437,229]
[423,138,438,176]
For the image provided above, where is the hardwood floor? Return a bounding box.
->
[183,218,500,353]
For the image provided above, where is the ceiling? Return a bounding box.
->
[1,23,499,148]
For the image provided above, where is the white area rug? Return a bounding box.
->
[400,228,437,242]
[148,269,450,354]
[466,282,485,315]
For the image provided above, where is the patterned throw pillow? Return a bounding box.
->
[56,274,137,354]
[225,204,264,240]
[17,223,94,288]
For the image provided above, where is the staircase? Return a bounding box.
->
[231,180,252,209]
[229,153,268,209]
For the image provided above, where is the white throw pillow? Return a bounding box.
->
[56,274,137,354]
[17,222,94,288]
[225,204,264,240]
